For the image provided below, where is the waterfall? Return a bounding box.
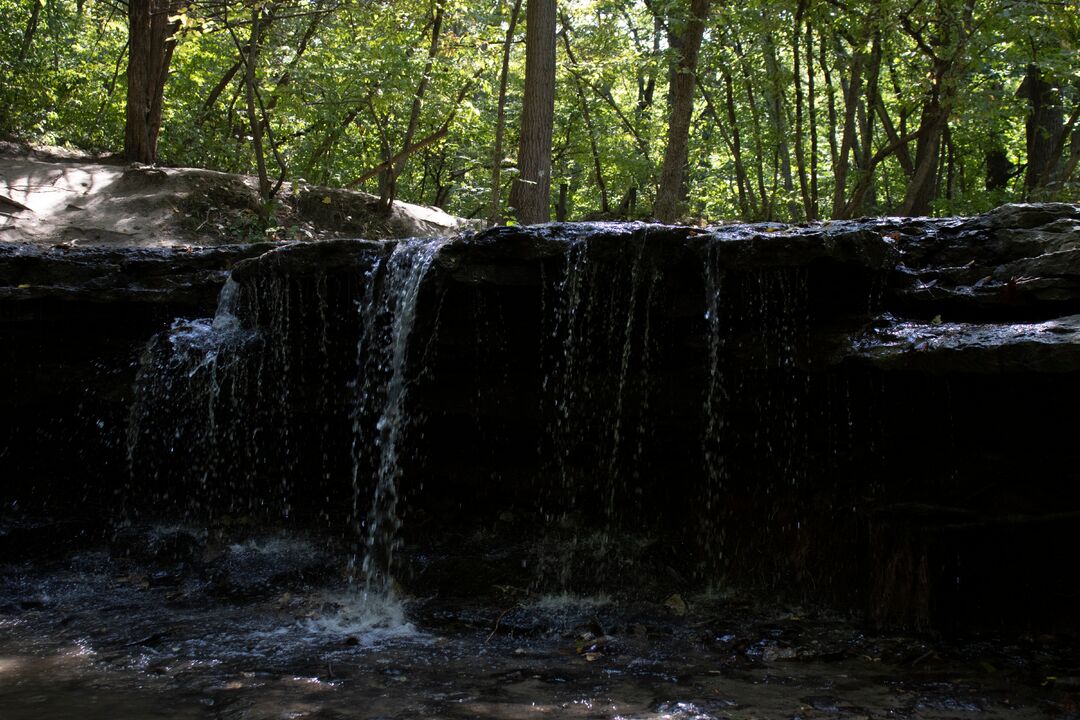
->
[127,237,447,597]
[348,238,447,594]
[126,278,258,518]
[699,237,812,580]
[535,225,662,590]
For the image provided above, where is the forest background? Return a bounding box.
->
[0,0,1077,225]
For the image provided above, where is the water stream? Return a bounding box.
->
[0,534,1071,720]
[350,238,447,593]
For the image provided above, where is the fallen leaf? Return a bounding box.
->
[664,593,687,616]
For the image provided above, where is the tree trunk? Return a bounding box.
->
[489,0,523,225]
[806,21,819,218]
[734,39,769,218]
[383,0,445,209]
[242,5,270,201]
[556,182,569,221]
[898,0,975,215]
[762,31,797,219]
[124,0,180,164]
[697,72,751,218]
[901,93,949,215]
[509,0,557,225]
[792,1,813,220]
[654,0,710,223]
[17,0,42,62]
[561,14,609,214]
[831,45,864,218]
[819,36,840,208]
[1018,64,1064,196]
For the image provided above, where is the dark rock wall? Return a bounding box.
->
[3,204,1079,633]
[0,243,273,513]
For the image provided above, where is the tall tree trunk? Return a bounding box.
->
[124,0,180,164]
[561,14,609,214]
[762,31,797,219]
[698,71,752,218]
[806,20,819,218]
[901,98,949,216]
[792,0,813,220]
[842,31,884,217]
[898,0,975,215]
[509,0,557,225]
[831,43,864,218]
[242,5,270,201]
[489,0,523,225]
[1018,64,1064,196]
[17,0,42,62]
[654,0,710,223]
[735,39,769,217]
[819,36,841,210]
[383,1,445,209]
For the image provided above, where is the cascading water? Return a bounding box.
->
[126,278,259,518]
[535,226,664,590]
[699,237,813,582]
[127,237,448,601]
[125,224,829,596]
[349,237,447,593]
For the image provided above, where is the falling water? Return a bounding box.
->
[125,278,257,517]
[350,238,447,594]
[702,246,728,571]
[536,226,661,590]
[699,237,812,581]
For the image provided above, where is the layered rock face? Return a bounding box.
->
[2,203,1079,632]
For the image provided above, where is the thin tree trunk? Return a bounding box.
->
[17,0,42,62]
[489,0,523,225]
[242,5,270,201]
[697,73,750,218]
[509,0,557,225]
[842,31,883,218]
[819,34,840,208]
[806,20,819,218]
[832,43,864,218]
[200,6,277,118]
[792,0,812,220]
[561,14,609,214]
[383,0,445,209]
[762,31,797,219]
[654,0,711,222]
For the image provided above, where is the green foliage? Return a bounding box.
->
[1,0,1077,222]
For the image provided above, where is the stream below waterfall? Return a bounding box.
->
[1,525,1077,720]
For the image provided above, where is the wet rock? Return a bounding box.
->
[0,242,275,311]
[884,202,1080,319]
[110,525,206,566]
[850,314,1080,373]
[0,515,105,561]
[204,536,335,597]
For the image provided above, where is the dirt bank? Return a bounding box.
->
[0,143,471,248]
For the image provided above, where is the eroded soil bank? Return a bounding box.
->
[0,144,470,247]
